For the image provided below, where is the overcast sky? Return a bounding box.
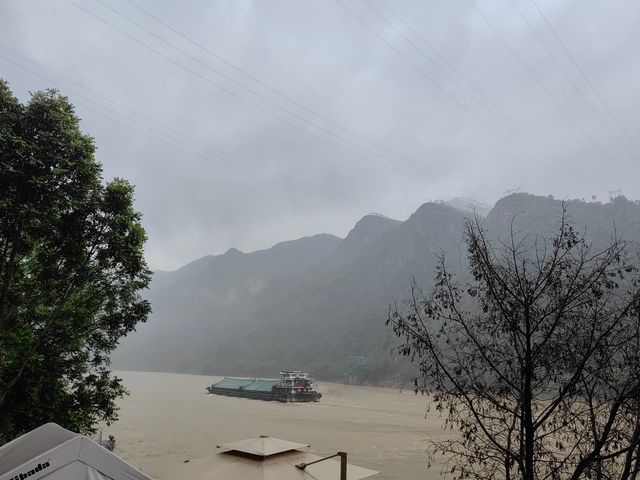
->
[1,0,639,270]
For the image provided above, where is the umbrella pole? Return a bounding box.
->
[338,452,347,480]
[295,451,349,479]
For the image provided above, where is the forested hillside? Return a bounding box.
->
[114,194,640,384]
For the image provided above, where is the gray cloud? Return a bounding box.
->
[1,0,638,269]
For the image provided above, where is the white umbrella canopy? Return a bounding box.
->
[0,423,77,475]
[168,435,379,480]
[0,423,155,480]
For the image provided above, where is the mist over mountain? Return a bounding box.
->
[444,197,492,217]
[113,193,640,384]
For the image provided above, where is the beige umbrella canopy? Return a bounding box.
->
[168,435,379,480]
[216,435,309,457]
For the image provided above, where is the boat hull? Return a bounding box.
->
[206,384,322,403]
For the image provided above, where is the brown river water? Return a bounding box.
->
[103,371,454,479]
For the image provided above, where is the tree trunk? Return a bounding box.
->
[523,306,535,480]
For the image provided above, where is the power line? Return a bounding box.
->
[376,0,567,172]
[0,53,379,206]
[123,0,486,187]
[335,0,568,172]
[0,61,356,204]
[69,0,498,194]
[65,0,442,190]
[528,0,640,156]
[1,40,350,202]
[362,0,571,171]
[508,0,636,162]
[466,0,622,167]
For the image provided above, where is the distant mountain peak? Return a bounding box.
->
[411,200,458,217]
[352,213,399,230]
[336,214,401,258]
[345,214,400,241]
[224,247,244,256]
[402,202,467,235]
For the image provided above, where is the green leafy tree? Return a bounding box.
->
[0,80,151,441]
[388,211,640,480]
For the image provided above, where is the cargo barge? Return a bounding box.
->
[206,371,322,402]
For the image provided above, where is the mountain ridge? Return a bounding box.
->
[114,194,640,385]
